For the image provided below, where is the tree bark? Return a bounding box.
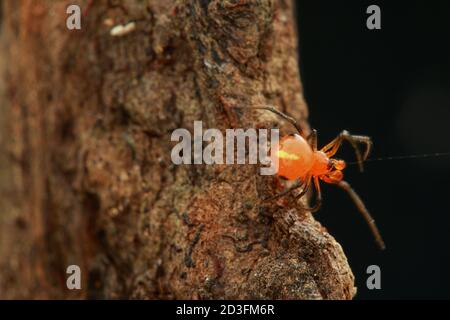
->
[0,0,355,299]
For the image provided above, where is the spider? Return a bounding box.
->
[250,105,385,250]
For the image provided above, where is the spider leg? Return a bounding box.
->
[239,105,304,136]
[309,176,322,212]
[297,176,322,213]
[336,180,386,250]
[307,129,318,150]
[320,130,372,172]
[263,179,304,201]
[293,175,313,200]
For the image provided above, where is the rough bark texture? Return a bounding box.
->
[0,0,355,299]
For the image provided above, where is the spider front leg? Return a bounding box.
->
[320,130,372,172]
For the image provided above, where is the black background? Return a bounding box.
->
[296,1,450,299]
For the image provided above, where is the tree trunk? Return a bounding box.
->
[0,0,355,299]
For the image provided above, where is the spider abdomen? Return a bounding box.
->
[273,134,314,180]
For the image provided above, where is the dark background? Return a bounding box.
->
[296,1,450,299]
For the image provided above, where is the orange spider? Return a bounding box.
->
[253,106,385,250]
